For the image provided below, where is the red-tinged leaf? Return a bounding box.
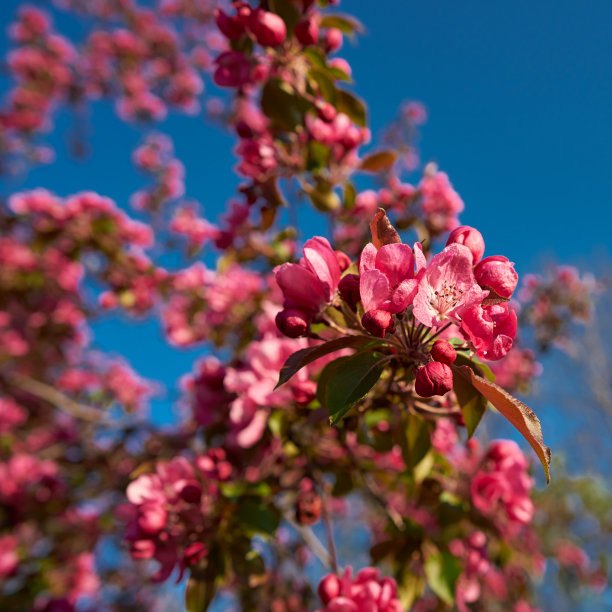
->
[275,336,379,388]
[370,208,401,249]
[466,369,552,483]
[360,151,397,173]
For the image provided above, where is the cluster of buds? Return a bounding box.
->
[317,567,403,612]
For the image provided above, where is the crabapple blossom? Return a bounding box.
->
[446,225,485,264]
[474,255,519,299]
[415,361,453,397]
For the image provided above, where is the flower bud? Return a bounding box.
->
[362,309,395,338]
[214,9,245,40]
[295,16,319,46]
[323,27,343,52]
[338,274,360,309]
[276,308,309,338]
[295,490,323,525]
[318,574,342,604]
[446,225,485,264]
[430,340,456,365]
[335,250,351,272]
[474,256,518,299]
[130,539,155,559]
[249,9,287,47]
[415,362,453,397]
[316,101,337,122]
[213,51,251,88]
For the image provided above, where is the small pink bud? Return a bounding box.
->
[318,574,342,604]
[474,256,518,299]
[335,250,351,272]
[323,27,343,52]
[295,16,319,46]
[249,9,287,47]
[276,308,309,338]
[214,8,245,40]
[180,482,202,504]
[430,340,456,365]
[446,225,485,264]
[362,309,395,338]
[415,362,453,397]
[317,100,337,122]
[338,274,360,309]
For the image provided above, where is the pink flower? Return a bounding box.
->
[461,303,517,361]
[359,242,426,314]
[413,244,488,327]
[275,237,342,318]
[317,567,403,612]
[419,170,464,235]
[0,535,18,578]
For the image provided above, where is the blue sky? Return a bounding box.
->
[0,1,611,431]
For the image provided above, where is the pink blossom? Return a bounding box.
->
[419,170,464,235]
[413,243,488,327]
[359,242,426,314]
[0,535,19,578]
[213,51,251,88]
[446,225,485,264]
[461,302,517,361]
[474,256,518,299]
[317,567,403,612]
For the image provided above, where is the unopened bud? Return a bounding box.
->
[362,309,395,338]
[276,308,309,338]
[249,9,287,47]
[214,9,246,40]
[446,225,485,264]
[430,340,456,366]
[474,256,518,299]
[338,274,360,308]
[318,574,342,604]
[295,16,319,46]
[415,362,453,397]
[335,250,351,272]
[323,27,342,52]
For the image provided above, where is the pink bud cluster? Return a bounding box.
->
[470,440,534,531]
[317,567,403,612]
[123,453,229,582]
[162,262,263,347]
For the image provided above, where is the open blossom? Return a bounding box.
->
[359,242,426,314]
[317,567,403,612]
[461,302,517,361]
[413,243,488,327]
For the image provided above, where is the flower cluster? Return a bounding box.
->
[316,567,403,612]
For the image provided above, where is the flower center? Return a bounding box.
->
[430,279,464,318]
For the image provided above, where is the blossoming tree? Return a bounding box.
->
[0,2,608,611]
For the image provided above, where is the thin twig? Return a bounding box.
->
[7,373,106,422]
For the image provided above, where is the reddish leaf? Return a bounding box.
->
[467,369,552,483]
[370,208,401,249]
[360,151,397,173]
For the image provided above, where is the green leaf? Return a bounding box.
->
[235,498,281,536]
[261,79,312,131]
[336,89,367,127]
[276,336,377,389]
[466,369,552,483]
[317,351,385,424]
[306,141,331,171]
[185,577,215,612]
[452,365,488,438]
[320,14,364,35]
[310,69,337,103]
[400,413,432,471]
[344,182,357,209]
[359,150,397,173]
[424,551,461,605]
